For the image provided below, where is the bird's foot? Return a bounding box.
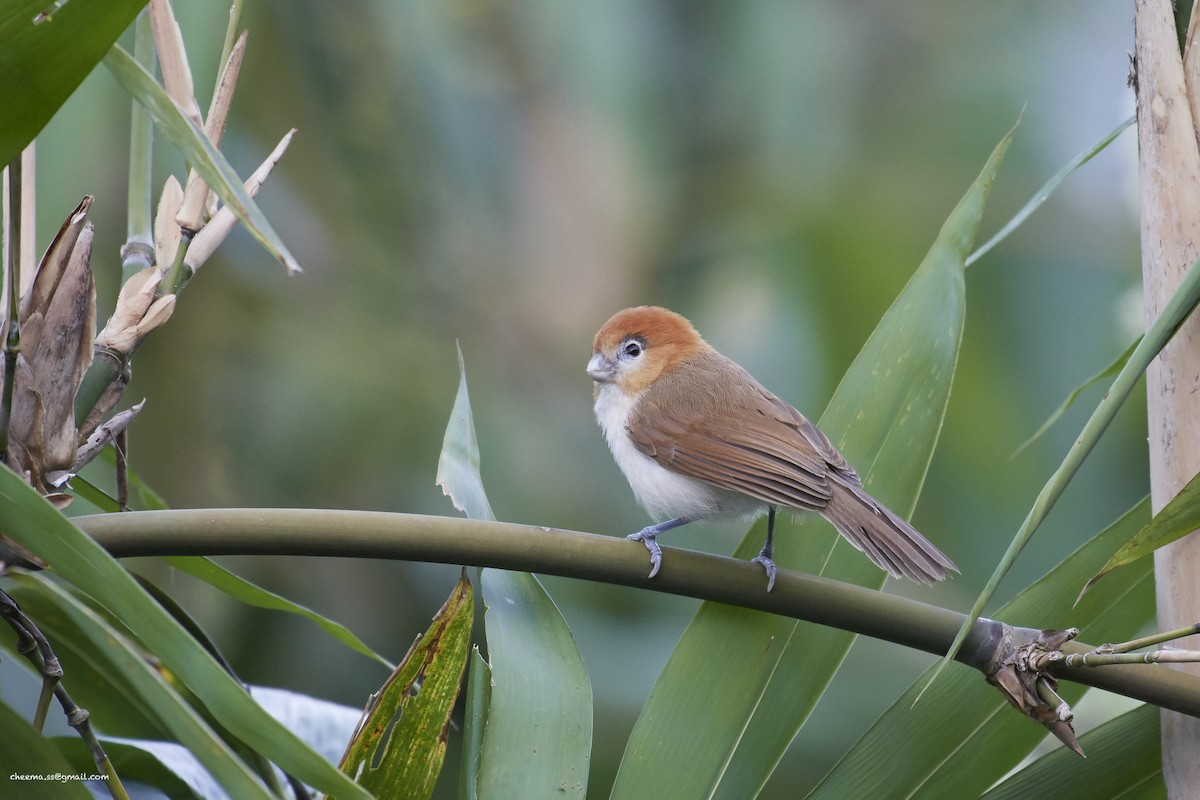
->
[751,548,777,592]
[627,529,664,579]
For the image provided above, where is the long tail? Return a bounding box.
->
[820,480,957,585]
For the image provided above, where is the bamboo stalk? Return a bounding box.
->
[74,508,1200,719]
[1135,1,1200,793]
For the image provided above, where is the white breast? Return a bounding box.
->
[593,383,763,522]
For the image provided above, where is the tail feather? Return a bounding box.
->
[820,481,957,585]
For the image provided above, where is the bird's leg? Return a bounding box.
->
[628,517,693,579]
[751,506,778,592]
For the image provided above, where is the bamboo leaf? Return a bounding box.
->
[436,343,495,521]
[102,44,300,275]
[1081,470,1200,599]
[612,124,1016,799]
[808,499,1153,798]
[1013,336,1139,457]
[437,345,593,798]
[0,0,145,168]
[474,570,592,797]
[0,466,371,800]
[162,555,394,669]
[458,646,490,800]
[0,701,93,799]
[938,247,1200,695]
[967,116,1135,266]
[979,704,1161,799]
[339,571,474,799]
[6,572,277,799]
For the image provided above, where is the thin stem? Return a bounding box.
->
[164,229,195,295]
[73,348,128,429]
[1101,622,1200,654]
[34,676,55,731]
[115,427,129,510]
[218,0,246,93]
[124,9,157,280]
[0,589,127,795]
[1063,649,1200,668]
[0,157,21,464]
[57,684,130,800]
[1035,677,1072,722]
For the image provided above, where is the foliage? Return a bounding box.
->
[0,4,1189,800]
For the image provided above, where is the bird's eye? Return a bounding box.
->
[620,339,644,360]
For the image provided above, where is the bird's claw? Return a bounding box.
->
[751,552,777,592]
[627,530,663,578]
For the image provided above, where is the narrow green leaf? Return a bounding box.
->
[339,571,474,800]
[938,244,1200,695]
[6,572,276,799]
[0,467,371,800]
[1013,336,1139,457]
[102,44,300,275]
[612,123,1015,799]
[437,345,593,799]
[1081,470,1200,599]
[458,646,491,800]
[0,700,92,799]
[162,555,394,669]
[808,498,1153,798]
[967,115,1135,266]
[980,704,1161,799]
[0,0,146,168]
[66,474,122,513]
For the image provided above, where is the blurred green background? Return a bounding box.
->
[29,2,1145,795]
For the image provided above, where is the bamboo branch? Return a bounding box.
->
[73,508,1200,719]
[122,9,156,279]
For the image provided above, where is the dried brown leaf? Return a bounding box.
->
[154,176,183,271]
[20,196,91,324]
[188,129,296,271]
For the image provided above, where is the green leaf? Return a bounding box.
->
[339,571,474,799]
[437,345,593,798]
[940,230,1200,694]
[66,475,121,513]
[807,498,1154,798]
[102,44,300,275]
[436,343,495,521]
[0,0,146,168]
[967,115,1135,267]
[458,646,491,800]
[5,572,277,799]
[980,704,1162,799]
[162,555,394,669]
[610,122,1015,800]
[1012,336,1139,457]
[1081,470,1200,599]
[0,466,371,800]
[0,700,93,799]
[474,569,592,797]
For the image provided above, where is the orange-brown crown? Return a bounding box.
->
[592,306,709,394]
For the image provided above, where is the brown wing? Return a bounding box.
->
[627,352,859,510]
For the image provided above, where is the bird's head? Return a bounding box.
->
[587,306,708,396]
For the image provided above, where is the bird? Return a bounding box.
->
[587,305,957,591]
